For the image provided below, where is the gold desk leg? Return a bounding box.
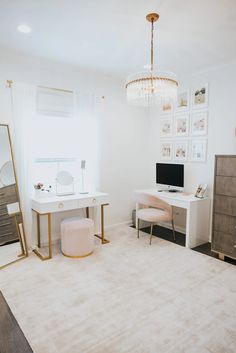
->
[94,203,110,244]
[32,210,53,261]
[37,212,41,248]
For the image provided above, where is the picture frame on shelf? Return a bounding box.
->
[192,83,209,109]
[191,111,208,136]
[190,139,207,162]
[160,101,174,115]
[195,184,208,198]
[174,113,189,137]
[177,90,190,111]
[160,141,172,160]
[174,141,188,161]
[160,116,173,137]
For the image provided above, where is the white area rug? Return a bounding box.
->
[0,225,236,353]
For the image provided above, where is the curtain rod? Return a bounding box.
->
[38,85,73,94]
[6,80,73,93]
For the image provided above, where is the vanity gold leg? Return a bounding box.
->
[48,213,52,259]
[94,203,110,244]
[33,210,53,261]
[37,212,41,248]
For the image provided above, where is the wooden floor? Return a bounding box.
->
[0,291,33,353]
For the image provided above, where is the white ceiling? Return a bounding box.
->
[0,0,236,78]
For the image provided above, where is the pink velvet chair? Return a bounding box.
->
[135,192,175,245]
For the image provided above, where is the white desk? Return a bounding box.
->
[31,191,109,260]
[134,189,211,248]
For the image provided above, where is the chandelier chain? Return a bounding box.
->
[151,19,154,71]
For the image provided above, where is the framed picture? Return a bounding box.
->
[174,113,189,137]
[177,90,190,111]
[174,141,188,161]
[160,116,173,137]
[195,184,207,198]
[160,141,172,160]
[191,139,207,162]
[191,111,208,136]
[192,83,208,109]
[160,101,174,115]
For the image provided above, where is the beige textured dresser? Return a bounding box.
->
[0,184,20,246]
[212,155,236,260]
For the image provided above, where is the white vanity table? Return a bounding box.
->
[31,191,109,260]
[135,189,211,248]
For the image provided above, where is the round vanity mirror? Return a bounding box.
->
[0,160,15,186]
[56,170,73,186]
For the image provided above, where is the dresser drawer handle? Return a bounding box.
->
[0,222,11,227]
[92,198,97,203]
[58,202,64,209]
[234,245,236,248]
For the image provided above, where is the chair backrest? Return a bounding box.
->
[135,192,172,214]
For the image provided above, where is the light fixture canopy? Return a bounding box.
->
[126,13,178,107]
[17,24,32,34]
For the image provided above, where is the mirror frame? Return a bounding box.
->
[0,123,28,270]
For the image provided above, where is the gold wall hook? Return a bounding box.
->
[6,80,13,88]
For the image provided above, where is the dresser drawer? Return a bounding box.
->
[0,219,17,236]
[78,195,108,208]
[0,232,19,246]
[216,156,236,177]
[35,199,79,214]
[0,184,18,203]
[212,231,236,258]
[213,213,236,235]
[214,195,236,217]
[215,176,236,197]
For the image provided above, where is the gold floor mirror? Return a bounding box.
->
[0,124,28,269]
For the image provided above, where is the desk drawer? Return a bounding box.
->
[78,196,108,208]
[37,199,79,214]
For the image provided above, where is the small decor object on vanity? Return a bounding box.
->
[211,155,236,261]
[34,182,52,197]
[79,160,88,194]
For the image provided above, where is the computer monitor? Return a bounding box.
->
[156,163,184,191]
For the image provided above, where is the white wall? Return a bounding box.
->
[0,48,151,245]
[149,61,236,236]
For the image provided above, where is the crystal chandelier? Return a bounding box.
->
[126,13,178,107]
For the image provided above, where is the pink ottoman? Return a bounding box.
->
[61,217,94,258]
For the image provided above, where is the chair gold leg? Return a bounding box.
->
[150,223,153,245]
[172,219,176,241]
[137,218,140,238]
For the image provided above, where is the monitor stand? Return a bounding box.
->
[168,189,179,193]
